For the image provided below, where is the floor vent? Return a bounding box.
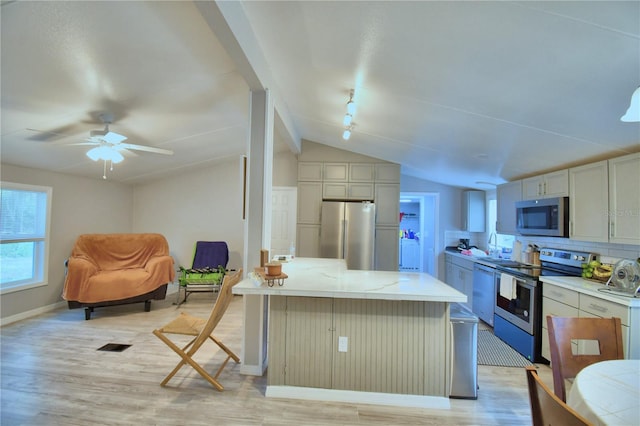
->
[97,343,132,352]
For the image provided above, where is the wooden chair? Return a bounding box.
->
[525,366,592,426]
[546,316,624,402]
[153,268,243,390]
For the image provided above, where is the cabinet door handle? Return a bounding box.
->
[610,221,615,238]
[588,303,608,313]
[543,181,547,195]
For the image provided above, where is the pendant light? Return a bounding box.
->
[621,87,640,122]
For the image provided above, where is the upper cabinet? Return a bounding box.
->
[374,163,400,183]
[522,170,568,200]
[298,162,323,181]
[323,163,349,181]
[608,153,640,244]
[569,161,609,242]
[349,163,375,182]
[462,190,485,232]
[322,163,375,200]
[496,180,522,235]
[568,153,640,245]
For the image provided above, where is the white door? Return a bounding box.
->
[271,187,297,256]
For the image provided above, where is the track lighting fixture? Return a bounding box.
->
[342,89,356,140]
[343,126,353,140]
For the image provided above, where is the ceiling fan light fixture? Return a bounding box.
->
[343,114,353,126]
[86,146,124,163]
[342,127,352,140]
[621,87,640,122]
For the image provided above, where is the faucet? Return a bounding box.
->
[488,232,498,257]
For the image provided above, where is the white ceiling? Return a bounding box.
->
[1,1,639,188]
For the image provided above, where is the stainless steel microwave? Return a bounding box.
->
[516,197,569,237]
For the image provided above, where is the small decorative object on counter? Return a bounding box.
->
[254,266,288,287]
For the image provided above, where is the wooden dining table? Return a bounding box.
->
[567,359,640,425]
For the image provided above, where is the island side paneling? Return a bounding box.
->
[267,296,451,396]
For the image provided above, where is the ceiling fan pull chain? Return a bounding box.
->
[103,160,107,180]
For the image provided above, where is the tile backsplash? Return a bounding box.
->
[488,233,639,264]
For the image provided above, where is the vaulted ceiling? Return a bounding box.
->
[2,1,639,188]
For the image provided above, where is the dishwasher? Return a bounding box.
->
[472,263,497,326]
[449,303,478,399]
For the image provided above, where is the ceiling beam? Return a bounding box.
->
[195,1,301,154]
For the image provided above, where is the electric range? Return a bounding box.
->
[484,248,597,363]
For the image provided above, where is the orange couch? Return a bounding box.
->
[63,233,175,319]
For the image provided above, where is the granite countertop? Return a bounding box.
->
[232,257,467,303]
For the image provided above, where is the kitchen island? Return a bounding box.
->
[232,258,466,408]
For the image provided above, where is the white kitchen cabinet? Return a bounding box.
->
[446,254,473,310]
[323,182,374,200]
[297,182,323,224]
[374,163,400,183]
[522,170,568,200]
[375,226,399,271]
[542,281,638,361]
[349,163,375,182]
[298,162,323,181]
[323,163,348,181]
[348,183,374,200]
[296,224,320,258]
[375,183,400,226]
[496,180,522,235]
[462,190,485,232]
[322,183,348,200]
[569,160,609,242]
[608,153,640,245]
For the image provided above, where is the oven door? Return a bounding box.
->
[495,274,538,335]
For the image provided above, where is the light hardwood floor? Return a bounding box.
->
[1,290,551,425]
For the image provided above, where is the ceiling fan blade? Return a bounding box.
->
[102,131,127,144]
[69,142,100,146]
[119,143,174,155]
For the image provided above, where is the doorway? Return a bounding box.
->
[399,192,438,276]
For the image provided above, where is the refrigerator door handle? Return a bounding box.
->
[342,219,348,261]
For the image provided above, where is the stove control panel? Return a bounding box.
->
[539,248,597,268]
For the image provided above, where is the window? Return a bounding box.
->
[0,182,52,293]
[487,199,515,253]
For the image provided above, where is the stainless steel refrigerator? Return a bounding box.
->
[320,201,375,270]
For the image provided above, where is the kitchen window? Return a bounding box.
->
[0,182,52,293]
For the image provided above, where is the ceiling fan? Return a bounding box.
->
[71,113,174,179]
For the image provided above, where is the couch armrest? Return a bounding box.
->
[145,255,176,282]
[62,257,100,301]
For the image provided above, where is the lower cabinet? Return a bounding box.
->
[445,254,473,310]
[542,282,636,361]
[267,295,450,396]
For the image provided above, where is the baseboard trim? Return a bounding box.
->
[1,300,67,327]
[265,386,451,409]
[239,364,267,376]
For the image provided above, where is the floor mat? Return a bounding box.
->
[477,330,534,367]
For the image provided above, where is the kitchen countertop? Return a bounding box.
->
[540,276,640,308]
[445,250,640,307]
[233,257,467,303]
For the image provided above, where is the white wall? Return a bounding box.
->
[400,174,465,281]
[131,159,245,271]
[1,164,133,320]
